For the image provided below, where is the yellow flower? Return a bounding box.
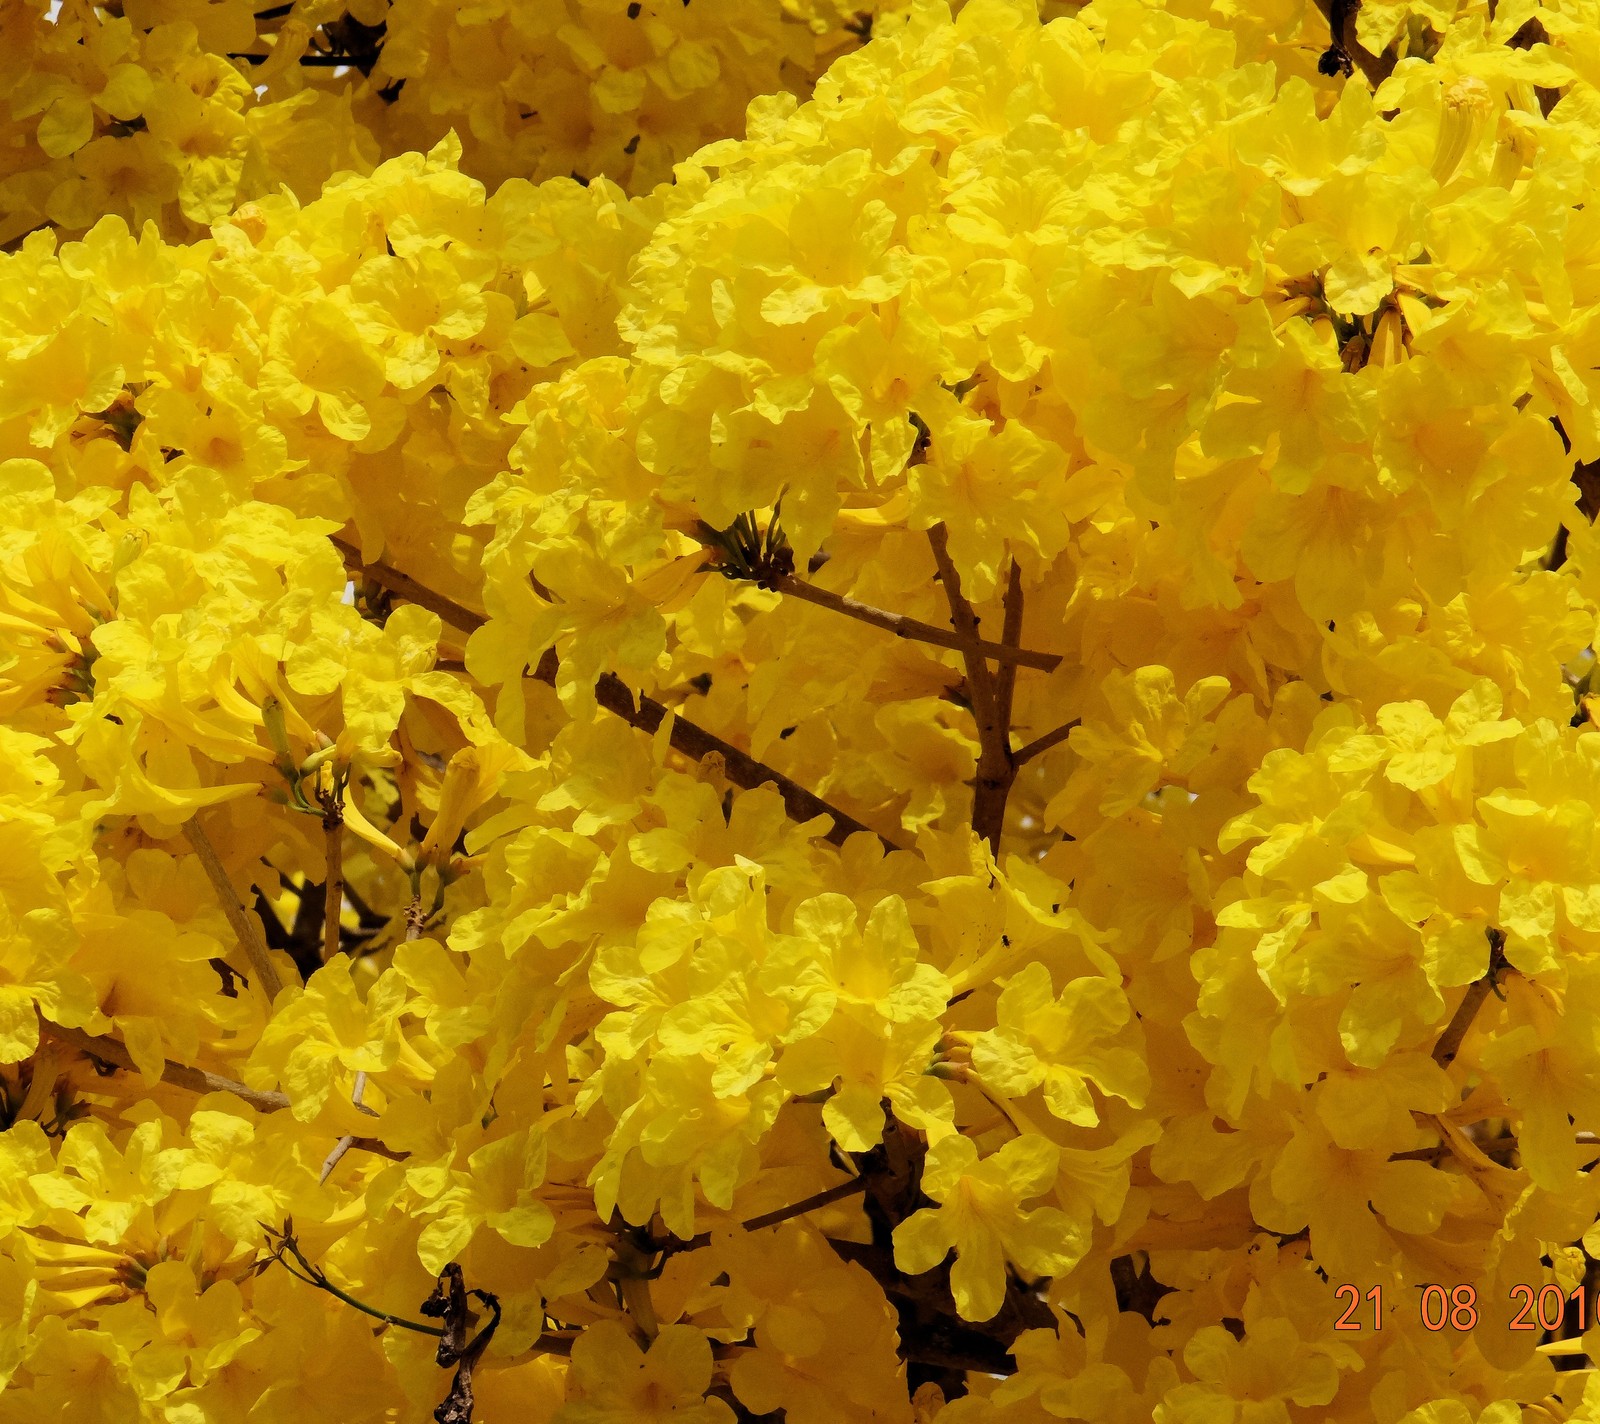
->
[556,1321,734,1424]
[970,960,1148,1125]
[892,1132,1087,1322]
[242,957,408,1121]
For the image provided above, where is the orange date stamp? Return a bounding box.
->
[1334,1283,1587,1332]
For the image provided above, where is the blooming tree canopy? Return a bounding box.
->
[5,0,1600,1421]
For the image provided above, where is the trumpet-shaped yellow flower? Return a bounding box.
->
[892,1132,1087,1322]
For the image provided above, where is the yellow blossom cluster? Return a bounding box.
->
[1,0,1065,250]
[7,0,1600,1422]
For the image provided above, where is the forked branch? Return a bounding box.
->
[42,1019,290,1114]
[928,526,1016,855]
[40,1019,403,1162]
[770,573,1061,671]
[329,537,910,855]
[1013,719,1080,765]
[1432,928,1510,1069]
[185,818,286,1002]
[672,1175,869,1253]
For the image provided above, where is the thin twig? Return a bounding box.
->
[265,1224,573,1355]
[1013,719,1080,765]
[1432,981,1495,1068]
[992,561,1026,735]
[227,51,375,66]
[929,525,1015,856]
[588,663,906,852]
[329,537,481,632]
[184,819,285,1003]
[41,1021,291,1114]
[1390,1135,1522,1163]
[674,1176,868,1252]
[42,1020,401,1164]
[1433,931,1510,1068]
[319,1070,380,1185]
[771,572,1061,671]
[267,1226,445,1337]
[740,1175,867,1231]
[321,789,344,965]
[328,537,910,855]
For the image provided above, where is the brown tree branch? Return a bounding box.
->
[41,1019,401,1163]
[822,1237,1030,1377]
[328,537,910,855]
[185,818,286,1003]
[41,1021,291,1114]
[1433,929,1510,1069]
[770,572,1061,671]
[321,789,344,966]
[331,537,480,633]
[928,525,1016,856]
[1013,719,1080,766]
[674,1175,868,1252]
[1390,1135,1523,1164]
[992,561,1026,736]
[1432,980,1495,1069]
[589,664,907,852]
[319,1070,381,1185]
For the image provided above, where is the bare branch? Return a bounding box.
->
[425,1262,503,1423]
[265,1222,446,1337]
[928,525,1015,856]
[319,1070,380,1185]
[184,818,286,1003]
[771,572,1061,671]
[42,1020,291,1115]
[265,1223,572,1371]
[1013,719,1080,766]
[1390,1135,1523,1164]
[1433,929,1510,1069]
[1432,982,1494,1069]
[330,537,484,634]
[588,662,907,853]
[328,537,910,855]
[321,788,344,966]
[43,1019,401,1165]
[674,1175,868,1252]
[992,560,1025,735]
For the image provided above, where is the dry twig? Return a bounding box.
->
[771,572,1061,671]
[928,526,1017,855]
[328,536,910,855]
[184,818,285,1002]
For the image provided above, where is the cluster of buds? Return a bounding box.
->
[928,1029,977,1081]
[262,694,348,818]
[261,694,419,877]
[259,697,509,909]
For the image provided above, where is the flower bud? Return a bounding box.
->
[418,748,482,870]
[262,695,294,762]
[109,530,146,581]
[298,743,339,779]
[1367,306,1406,368]
[1267,294,1315,328]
